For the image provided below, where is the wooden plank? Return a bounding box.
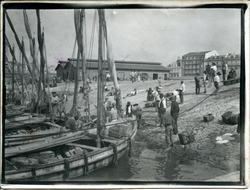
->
[101,139,119,144]
[66,143,100,151]
[44,122,62,128]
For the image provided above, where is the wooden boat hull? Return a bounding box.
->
[5,120,137,181]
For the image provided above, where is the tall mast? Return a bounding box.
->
[81,10,90,120]
[21,37,25,105]
[12,45,15,102]
[36,10,45,113]
[97,9,104,148]
[71,9,83,116]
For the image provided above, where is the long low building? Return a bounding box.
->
[55,59,170,81]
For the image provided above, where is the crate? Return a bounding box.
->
[203,114,214,122]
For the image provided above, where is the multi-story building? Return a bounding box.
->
[181,50,218,76]
[204,53,241,76]
[168,62,182,78]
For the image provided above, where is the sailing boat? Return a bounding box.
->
[4,9,137,181]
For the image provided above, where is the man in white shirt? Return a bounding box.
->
[158,93,167,126]
[179,81,185,104]
[214,72,221,95]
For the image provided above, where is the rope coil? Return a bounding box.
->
[109,143,118,167]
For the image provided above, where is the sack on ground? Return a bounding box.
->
[178,131,195,145]
[108,121,134,138]
[222,111,233,124]
[203,114,214,122]
[229,114,239,125]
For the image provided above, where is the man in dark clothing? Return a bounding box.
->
[194,73,201,95]
[170,96,180,135]
[65,115,79,132]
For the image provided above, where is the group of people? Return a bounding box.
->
[129,71,141,83]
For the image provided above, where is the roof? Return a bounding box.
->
[68,58,162,66]
[55,59,170,72]
[206,54,241,60]
[183,51,211,57]
[55,61,68,70]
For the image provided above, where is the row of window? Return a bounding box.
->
[185,70,200,74]
[183,56,204,60]
[206,61,240,65]
[185,65,200,69]
[170,74,179,77]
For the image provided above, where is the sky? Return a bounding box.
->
[5,8,241,70]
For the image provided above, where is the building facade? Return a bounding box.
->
[55,59,171,82]
[204,53,241,76]
[180,50,218,76]
[168,62,182,78]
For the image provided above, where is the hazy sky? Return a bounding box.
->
[5,8,241,68]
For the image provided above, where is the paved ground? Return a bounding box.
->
[51,78,241,181]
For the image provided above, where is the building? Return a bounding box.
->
[168,62,182,78]
[55,59,171,81]
[204,53,241,76]
[180,50,218,76]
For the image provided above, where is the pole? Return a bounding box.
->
[12,45,15,103]
[97,9,104,148]
[21,38,25,105]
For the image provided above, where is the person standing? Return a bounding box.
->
[161,108,174,147]
[138,71,141,82]
[125,102,133,118]
[214,72,221,95]
[194,73,201,95]
[59,93,67,118]
[170,96,180,135]
[132,104,143,129]
[221,61,228,81]
[179,80,185,104]
[51,92,60,123]
[131,71,135,83]
[203,71,208,93]
[210,63,217,82]
[158,93,167,127]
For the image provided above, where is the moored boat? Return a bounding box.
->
[5,119,137,181]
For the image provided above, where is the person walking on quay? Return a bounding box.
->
[194,73,201,95]
[170,96,179,135]
[213,72,221,95]
[51,92,60,123]
[203,71,209,93]
[138,71,141,82]
[132,103,143,129]
[161,107,174,148]
[179,80,185,104]
[158,93,167,127]
[222,61,228,81]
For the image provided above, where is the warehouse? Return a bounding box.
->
[55,59,170,82]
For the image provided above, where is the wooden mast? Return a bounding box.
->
[96,9,104,148]
[21,38,25,105]
[12,45,15,102]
